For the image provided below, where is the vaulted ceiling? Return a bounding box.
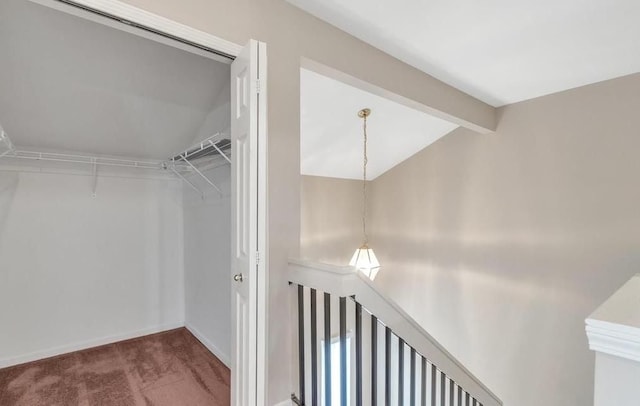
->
[0,0,230,160]
[289,0,640,107]
[300,69,458,180]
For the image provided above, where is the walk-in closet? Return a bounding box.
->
[0,0,234,400]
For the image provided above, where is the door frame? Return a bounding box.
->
[30,0,242,61]
[30,0,269,403]
[230,40,269,405]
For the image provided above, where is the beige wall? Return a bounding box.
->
[301,175,369,264]
[362,73,640,406]
[108,0,495,402]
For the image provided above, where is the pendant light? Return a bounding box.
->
[349,108,380,280]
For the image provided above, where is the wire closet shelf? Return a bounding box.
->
[0,126,231,198]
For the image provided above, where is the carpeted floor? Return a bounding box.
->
[0,328,230,406]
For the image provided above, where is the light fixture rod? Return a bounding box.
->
[349,108,381,279]
[359,108,371,245]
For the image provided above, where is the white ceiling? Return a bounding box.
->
[0,0,230,160]
[289,0,640,107]
[301,69,458,180]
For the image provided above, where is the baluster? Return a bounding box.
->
[297,285,306,404]
[449,379,454,406]
[324,293,331,406]
[410,348,416,406]
[440,370,445,406]
[431,363,437,406]
[310,289,318,406]
[339,297,347,406]
[355,302,362,406]
[372,315,378,406]
[399,338,405,405]
[421,357,427,406]
[385,327,392,406]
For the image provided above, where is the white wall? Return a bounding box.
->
[0,169,184,367]
[594,353,640,406]
[183,164,231,366]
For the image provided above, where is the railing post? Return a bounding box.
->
[385,327,392,406]
[371,315,378,406]
[310,289,318,406]
[339,297,347,406]
[356,303,362,406]
[297,285,305,404]
[410,348,416,406]
[399,338,405,405]
[324,293,331,406]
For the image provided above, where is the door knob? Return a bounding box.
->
[233,273,244,282]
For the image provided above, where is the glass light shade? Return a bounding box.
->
[349,245,380,280]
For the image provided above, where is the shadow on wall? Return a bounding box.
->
[301,72,640,406]
[0,172,19,250]
[366,74,640,406]
[300,175,366,266]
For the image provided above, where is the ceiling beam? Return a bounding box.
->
[301,55,496,135]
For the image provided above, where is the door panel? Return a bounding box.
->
[231,39,266,406]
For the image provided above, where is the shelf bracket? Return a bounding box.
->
[210,140,231,164]
[170,166,205,200]
[180,153,224,196]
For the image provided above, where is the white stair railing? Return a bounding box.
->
[289,259,502,406]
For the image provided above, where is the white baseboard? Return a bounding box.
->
[185,322,231,368]
[0,321,184,369]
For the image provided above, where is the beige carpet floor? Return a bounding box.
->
[0,328,230,406]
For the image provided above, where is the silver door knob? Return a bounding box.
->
[233,273,244,282]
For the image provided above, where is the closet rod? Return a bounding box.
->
[51,0,236,61]
[3,150,164,170]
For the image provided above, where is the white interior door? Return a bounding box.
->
[231,39,267,406]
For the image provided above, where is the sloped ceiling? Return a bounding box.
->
[301,69,458,180]
[0,0,230,160]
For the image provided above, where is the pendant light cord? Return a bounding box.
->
[362,113,368,245]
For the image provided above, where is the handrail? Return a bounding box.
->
[289,258,503,406]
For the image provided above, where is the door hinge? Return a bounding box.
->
[255,79,261,94]
[255,251,261,265]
